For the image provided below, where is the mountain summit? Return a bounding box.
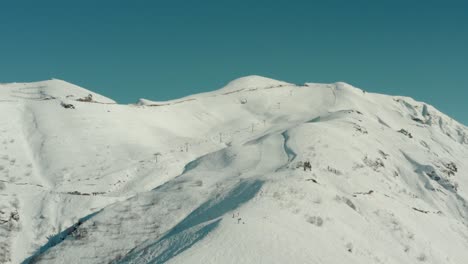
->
[0,77,467,264]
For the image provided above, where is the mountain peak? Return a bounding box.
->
[219,75,292,92]
[0,79,116,104]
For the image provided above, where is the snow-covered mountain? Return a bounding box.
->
[0,76,467,264]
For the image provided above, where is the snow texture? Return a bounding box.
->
[0,76,467,264]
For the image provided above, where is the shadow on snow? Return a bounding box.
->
[22,210,101,264]
[119,179,264,264]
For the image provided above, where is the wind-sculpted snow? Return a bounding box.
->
[0,76,467,264]
[119,180,263,264]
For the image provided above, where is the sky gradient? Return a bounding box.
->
[1,0,467,124]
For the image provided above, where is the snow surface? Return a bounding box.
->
[0,76,467,264]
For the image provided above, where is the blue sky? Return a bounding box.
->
[1,0,467,124]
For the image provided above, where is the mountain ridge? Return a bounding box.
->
[0,76,467,264]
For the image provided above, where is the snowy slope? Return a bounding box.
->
[0,76,467,264]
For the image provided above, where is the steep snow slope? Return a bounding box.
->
[0,76,467,264]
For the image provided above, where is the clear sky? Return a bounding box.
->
[1,0,467,124]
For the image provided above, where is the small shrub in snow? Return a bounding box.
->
[346,242,354,253]
[295,161,303,169]
[353,124,368,134]
[335,196,357,211]
[412,207,429,214]
[60,102,75,109]
[344,198,357,211]
[306,215,324,227]
[378,150,389,159]
[411,116,425,124]
[397,129,413,138]
[295,161,312,171]
[353,190,373,196]
[76,94,93,102]
[442,162,457,176]
[10,211,19,222]
[305,178,318,183]
[70,227,88,240]
[327,166,342,175]
[363,156,385,171]
[425,170,440,181]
